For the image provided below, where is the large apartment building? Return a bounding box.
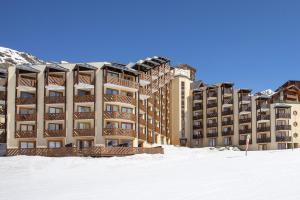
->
[0,56,178,153]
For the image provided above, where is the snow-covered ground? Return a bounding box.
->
[1,146,300,200]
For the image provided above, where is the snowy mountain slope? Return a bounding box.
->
[1,146,300,200]
[0,46,44,67]
[259,89,275,96]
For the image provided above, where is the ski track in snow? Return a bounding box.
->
[0,146,300,200]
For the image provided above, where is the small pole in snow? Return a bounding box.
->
[245,134,250,157]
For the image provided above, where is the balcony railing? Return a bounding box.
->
[276,136,292,142]
[16,114,36,121]
[18,77,36,87]
[207,102,218,108]
[74,95,95,103]
[222,130,234,136]
[276,125,291,131]
[140,87,151,97]
[207,132,218,137]
[207,123,218,128]
[140,73,151,83]
[223,98,233,104]
[105,75,139,89]
[257,126,271,132]
[276,113,291,119]
[16,97,36,105]
[222,110,233,116]
[44,96,65,104]
[239,106,251,112]
[193,134,203,139]
[239,129,252,134]
[207,112,218,118]
[78,74,93,85]
[239,118,252,124]
[193,105,203,110]
[207,92,217,98]
[257,138,271,143]
[48,75,65,86]
[138,132,146,140]
[193,94,203,101]
[73,128,95,137]
[103,128,135,137]
[0,122,6,129]
[193,125,203,129]
[139,117,146,126]
[104,94,135,106]
[257,115,270,121]
[222,120,233,126]
[15,130,36,138]
[73,112,95,119]
[193,115,203,120]
[104,111,136,121]
[223,88,233,95]
[239,96,251,101]
[44,129,66,137]
[44,113,65,120]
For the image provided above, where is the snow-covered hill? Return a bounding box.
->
[1,146,300,200]
[259,89,275,96]
[0,46,44,67]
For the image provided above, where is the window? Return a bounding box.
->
[20,141,35,149]
[78,122,91,129]
[48,123,63,130]
[121,107,133,113]
[224,137,232,146]
[19,108,34,114]
[106,88,119,95]
[20,124,34,131]
[120,91,133,97]
[77,140,93,149]
[77,89,90,96]
[121,123,133,129]
[49,91,63,97]
[20,92,35,98]
[106,139,118,147]
[106,105,119,112]
[293,111,298,116]
[78,106,91,112]
[208,138,216,147]
[48,141,62,148]
[106,121,118,128]
[278,143,286,150]
[49,107,63,113]
[119,139,133,147]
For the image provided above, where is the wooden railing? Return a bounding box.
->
[6,146,164,157]
[140,73,151,82]
[44,96,65,104]
[78,74,92,84]
[139,117,146,126]
[44,113,65,120]
[103,128,135,137]
[105,76,139,89]
[73,128,95,137]
[206,112,218,118]
[139,87,151,96]
[16,97,36,105]
[104,94,136,105]
[159,78,164,87]
[73,112,95,119]
[48,75,65,86]
[104,111,136,121]
[74,95,95,103]
[15,130,36,138]
[139,104,146,112]
[151,68,159,77]
[44,129,66,137]
[18,77,36,87]
[223,98,233,104]
[138,132,147,140]
[152,80,159,92]
[16,114,36,121]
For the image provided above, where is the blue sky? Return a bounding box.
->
[1,0,300,92]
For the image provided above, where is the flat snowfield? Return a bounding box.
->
[1,146,300,200]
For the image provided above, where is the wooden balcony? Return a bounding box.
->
[104,111,135,121]
[15,130,36,138]
[16,114,36,121]
[105,76,139,89]
[138,132,146,140]
[104,94,136,106]
[18,77,36,87]
[140,73,151,83]
[139,104,146,112]
[48,75,65,86]
[152,80,159,92]
[155,126,160,133]
[223,98,233,104]
[44,96,65,104]
[159,78,165,87]
[44,113,65,120]
[44,129,66,137]
[74,112,95,119]
[139,117,146,126]
[207,132,218,138]
[16,97,36,105]
[148,123,153,130]
[222,130,234,136]
[78,74,93,85]
[73,128,95,137]
[257,138,271,143]
[276,113,291,119]
[103,128,135,137]
[239,129,252,134]
[276,125,291,131]
[140,87,151,97]
[276,136,292,142]
[74,95,95,103]
[239,118,252,124]
[151,68,159,77]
